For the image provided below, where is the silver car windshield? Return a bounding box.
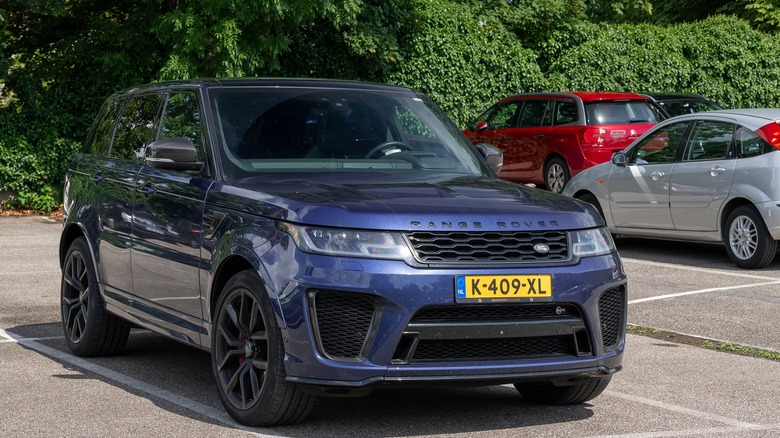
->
[208,87,487,180]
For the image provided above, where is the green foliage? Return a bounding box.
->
[385,0,546,125]
[545,15,780,109]
[5,1,780,211]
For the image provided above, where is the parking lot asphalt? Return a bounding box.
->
[1,215,779,437]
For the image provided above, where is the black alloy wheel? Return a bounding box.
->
[212,270,315,426]
[61,237,129,356]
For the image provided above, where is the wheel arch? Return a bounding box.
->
[209,254,255,322]
[59,223,89,268]
[719,197,755,239]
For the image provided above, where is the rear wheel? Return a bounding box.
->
[61,237,130,356]
[545,158,569,194]
[515,376,612,405]
[724,205,777,269]
[212,270,316,426]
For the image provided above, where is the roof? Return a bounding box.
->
[501,91,652,103]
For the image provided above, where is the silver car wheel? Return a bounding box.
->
[546,162,566,194]
[729,215,758,260]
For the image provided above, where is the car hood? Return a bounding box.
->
[209,172,600,231]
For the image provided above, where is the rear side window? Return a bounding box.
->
[736,126,773,158]
[554,101,578,125]
[683,121,733,161]
[84,98,123,157]
[586,101,660,125]
[111,94,162,161]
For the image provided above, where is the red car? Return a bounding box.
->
[464,92,665,193]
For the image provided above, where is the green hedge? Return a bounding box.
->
[4,6,780,212]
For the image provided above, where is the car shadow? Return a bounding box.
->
[7,323,597,435]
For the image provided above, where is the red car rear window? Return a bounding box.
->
[585,101,661,126]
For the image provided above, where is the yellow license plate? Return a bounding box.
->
[455,274,552,302]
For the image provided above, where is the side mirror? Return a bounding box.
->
[145,137,204,171]
[475,121,488,133]
[475,143,503,174]
[612,152,627,167]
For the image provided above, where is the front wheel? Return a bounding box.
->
[545,158,569,194]
[515,376,612,405]
[212,270,316,426]
[724,206,777,269]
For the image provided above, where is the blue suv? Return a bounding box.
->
[60,78,626,426]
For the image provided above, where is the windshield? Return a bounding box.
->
[209,87,488,180]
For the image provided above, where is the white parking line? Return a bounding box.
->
[628,280,780,304]
[0,329,275,438]
[622,257,780,304]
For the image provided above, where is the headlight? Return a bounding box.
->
[570,227,615,257]
[277,223,414,261]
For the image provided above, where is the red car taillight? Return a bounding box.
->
[578,127,607,148]
[756,121,780,150]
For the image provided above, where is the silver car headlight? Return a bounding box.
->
[570,227,615,257]
[278,223,414,261]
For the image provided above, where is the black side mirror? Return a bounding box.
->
[145,137,204,171]
[612,152,627,167]
[475,143,503,174]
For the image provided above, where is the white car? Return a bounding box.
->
[563,108,780,269]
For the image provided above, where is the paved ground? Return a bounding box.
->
[1,216,779,437]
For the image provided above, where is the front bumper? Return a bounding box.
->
[261,243,627,390]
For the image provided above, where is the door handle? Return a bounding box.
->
[651,171,665,180]
[533,134,545,139]
[709,166,726,176]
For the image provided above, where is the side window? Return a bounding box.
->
[683,121,733,161]
[554,101,578,125]
[111,94,162,161]
[736,126,772,158]
[632,122,689,164]
[486,102,520,130]
[159,92,204,158]
[518,100,551,128]
[84,98,123,157]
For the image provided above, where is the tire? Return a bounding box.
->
[212,270,316,426]
[724,205,777,269]
[577,193,605,223]
[515,376,612,405]
[61,237,130,356]
[545,158,570,194]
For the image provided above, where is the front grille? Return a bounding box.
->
[311,291,376,360]
[598,286,626,351]
[393,304,592,363]
[405,231,568,264]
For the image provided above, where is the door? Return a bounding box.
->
[609,121,690,230]
[88,95,160,298]
[131,91,211,342]
[670,120,737,231]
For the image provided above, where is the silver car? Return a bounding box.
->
[563,108,780,269]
